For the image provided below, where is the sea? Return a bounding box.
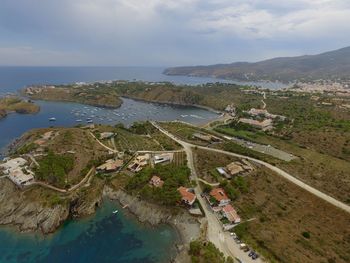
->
[0,66,283,263]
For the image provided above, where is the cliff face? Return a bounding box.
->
[0,178,102,234]
[0,179,69,233]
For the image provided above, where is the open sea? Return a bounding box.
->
[0,66,282,263]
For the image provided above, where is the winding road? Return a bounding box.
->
[150,121,350,261]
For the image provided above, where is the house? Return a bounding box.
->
[178,186,196,205]
[222,204,241,224]
[225,104,236,116]
[149,175,164,188]
[239,118,273,131]
[97,159,124,172]
[226,162,244,176]
[128,154,150,172]
[193,133,222,143]
[154,153,173,165]
[0,157,27,172]
[210,188,230,206]
[100,132,115,140]
[247,108,286,121]
[0,157,34,187]
[216,167,231,179]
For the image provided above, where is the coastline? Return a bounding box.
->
[28,97,123,109]
[103,186,202,263]
[120,95,222,114]
[0,181,200,263]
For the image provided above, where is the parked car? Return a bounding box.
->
[248,251,255,257]
[252,253,259,260]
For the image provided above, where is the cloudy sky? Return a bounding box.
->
[1,0,350,66]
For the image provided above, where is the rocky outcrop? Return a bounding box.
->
[104,187,201,239]
[0,179,69,234]
[0,178,103,234]
[103,186,202,263]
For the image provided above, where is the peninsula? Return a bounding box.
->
[0,96,40,120]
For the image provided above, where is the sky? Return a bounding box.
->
[0,0,350,66]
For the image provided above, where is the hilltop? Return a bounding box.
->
[164,46,350,82]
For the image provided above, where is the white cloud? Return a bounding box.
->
[0,0,350,65]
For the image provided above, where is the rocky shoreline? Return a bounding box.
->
[103,186,202,263]
[0,179,201,262]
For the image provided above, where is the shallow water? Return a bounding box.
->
[0,200,179,263]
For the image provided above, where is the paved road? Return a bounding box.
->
[151,122,350,213]
[152,122,263,262]
[222,135,297,162]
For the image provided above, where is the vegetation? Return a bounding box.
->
[95,122,181,152]
[189,240,234,263]
[126,164,191,206]
[35,151,74,187]
[231,168,350,263]
[0,97,39,118]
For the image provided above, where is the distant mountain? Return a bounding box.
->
[164,46,350,82]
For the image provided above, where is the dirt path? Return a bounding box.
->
[89,132,118,153]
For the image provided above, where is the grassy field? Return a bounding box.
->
[14,127,109,188]
[193,148,241,183]
[159,121,225,146]
[94,122,181,152]
[213,126,350,204]
[25,84,122,108]
[233,167,350,263]
[192,149,350,263]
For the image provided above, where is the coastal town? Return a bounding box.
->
[1,79,350,263]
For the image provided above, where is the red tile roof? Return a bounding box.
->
[222,204,240,223]
[178,186,196,205]
[210,188,230,202]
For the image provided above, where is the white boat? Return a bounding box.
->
[49,117,56,121]
[112,210,118,214]
[76,119,82,122]
[87,120,93,123]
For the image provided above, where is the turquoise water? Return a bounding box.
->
[0,66,219,262]
[0,200,179,263]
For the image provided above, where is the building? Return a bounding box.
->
[154,153,173,165]
[210,188,231,206]
[193,133,222,143]
[178,186,196,205]
[247,108,286,121]
[222,204,241,224]
[226,162,244,176]
[149,175,164,188]
[97,159,124,173]
[100,132,115,140]
[0,157,34,187]
[225,104,236,116]
[128,154,150,172]
[216,167,231,179]
[239,118,273,131]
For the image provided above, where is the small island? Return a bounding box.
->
[0,96,40,120]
